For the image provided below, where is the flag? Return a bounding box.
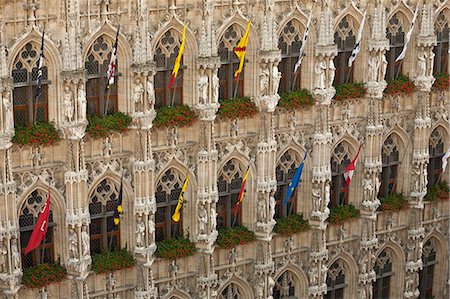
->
[442,148,450,172]
[35,30,45,98]
[168,25,187,89]
[107,26,120,88]
[233,22,251,80]
[282,148,309,206]
[25,190,51,254]
[348,10,367,68]
[343,144,363,188]
[172,175,189,222]
[294,10,313,74]
[112,176,123,227]
[395,4,419,62]
[233,164,250,216]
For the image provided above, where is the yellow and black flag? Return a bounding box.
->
[113,176,123,227]
[172,175,189,222]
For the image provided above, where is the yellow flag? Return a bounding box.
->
[172,176,189,222]
[233,22,251,80]
[168,25,187,89]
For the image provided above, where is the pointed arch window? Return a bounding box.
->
[428,129,445,187]
[330,143,351,207]
[418,239,437,298]
[275,150,300,218]
[19,190,55,269]
[155,169,184,241]
[12,42,50,126]
[278,20,303,93]
[434,12,449,74]
[89,178,121,254]
[334,17,356,84]
[380,136,400,197]
[273,271,297,298]
[217,159,246,228]
[154,30,184,107]
[373,250,394,299]
[325,261,346,299]
[219,283,245,299]
[218,24,245,100]
[386,14,405,80]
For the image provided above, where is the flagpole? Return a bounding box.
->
[345,64,354,84]
[395,59,404,79]
[291,68,300,92]
[233,73,241,99]
[33,25,45,124]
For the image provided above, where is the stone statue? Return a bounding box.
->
[366,283,373,299]
[68,228,79,260]
[368,52,380,82]
[212,74,220,103]
[324,184,330,208]
[284,236,293,253]
[272,65,281,94]
[63,86,74,122]
[0,243,7,272]
[375,176,381,196]
[198,204,207,234]
[11,238,19,270]
[146,78,155,109]
[257,197,266,222]
[136,217,145,247]
[81,225,90,257]
[210,207,217,232]
[77,82,86,120]
[380,53,388,81]
[256,276,264,298]
[315,57,327,89]
[359,285,367,299]
[417,47,426,78]
[328,59,336,88]
[412,164,420,192]
[362,173,374,201]
[269,194,276,220]
[259,62,270,95]
[2,91,13,132]
[169,260,178,278]
[421,167,427,193]
[198,68,209,104]
[427,51,434,77]
[133,78,144,111]
[308,267,318,285]
[312,185,322,211]
[228,248,237,264]
[267,276,275,299]
[359,255,368,273]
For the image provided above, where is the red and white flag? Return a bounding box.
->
[25,191,51,254]
[442,148,450,172]
[344,144,363,188]
[106,26,120,88]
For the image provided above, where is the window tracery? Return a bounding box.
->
[373,249,394,298]
[219,283,244,299]
[278,20,303,92]
[418,239,437,299]
[380,135,400,197]
[325,260,346,299]
[334,16,356,84]
[428,128,445,187]
[386,14,406,80]
[331,143,351,206]
[275,150,301,218]
[434,10,449,74]
[272,271,297,298]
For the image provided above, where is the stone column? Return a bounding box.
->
[308,1,336,297]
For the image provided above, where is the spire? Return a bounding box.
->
[318,0,333,46]
[419,1,434,37]
[371,0,387,40]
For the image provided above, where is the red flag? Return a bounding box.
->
[25,191,51,254]
[343,144,363,188]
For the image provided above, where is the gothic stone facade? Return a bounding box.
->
[0,0,449,298]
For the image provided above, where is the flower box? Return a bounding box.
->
[216,225,256,249]
[91,248,136,274]
[86,112,132,139]
[424,182,449,201]
[278,89,314,110]
[378,192,408,211]
[433,73,450,92]
[328,204,360,224]
[333,82,367,101]
[155,236,196,260]
[12,122,60,146]
[153,104,197,129]
[273,213,309,236]
[22,263,66,288]
[217,97,258,120]
[384,75,415,95]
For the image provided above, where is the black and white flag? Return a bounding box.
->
[395,4,419,62]
[294,10,313,74]
[348,10,367,68]
[35,30,45,97]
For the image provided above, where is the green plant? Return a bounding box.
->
[379,192,408,211]
[433,73,450,91]
[424,182,449,201]
[12,122,60,146]
[385,75,415,95]
[216,225,256,248]
[86,112,132,139]
[333,82,367,101]
[155,236,196,260]
[217,97,258,120]
[274,213,309,236]
[91,248,136,273]
[278,89,315,110]
[22,263,66,288]
[153,104,197,129]
[328,204,360,224]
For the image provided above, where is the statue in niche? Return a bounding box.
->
[272,64,281,95]
[312,185,322,211]
[146,78,155,110]
[359,255,368,273]
[421,166,427,193]
[417,47,426,78]
[379,52,388,81]
[2,91,13,132]
[328,58,336,88]
[362,173,374,201]
[198,204,208,234]
[198,68,209,104]
[11,238,20,270]
[259,62,270,95]
[210,206,217,232]
[269,193,275,220]
[0,242,7,272]
[411,163,420,192]
[133,78,145,112]
[68,228,79,260]
[426,50,434,77]
[81,225,90,257]
[228,248,237,264]
[63,86,74,122]
[136,217,146,247]
[324,184,330,208]
[308,267,318,285]
[256,276,265,298]
[257,197,266,222]
[315,56,327,89]
[212,74,220,104]
[368,52,380,82]
[77,82,87,120]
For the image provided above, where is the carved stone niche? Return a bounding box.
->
[194,56,221,121]
[130,62,157,120]
[254,50,281,112]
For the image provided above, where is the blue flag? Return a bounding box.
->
[282,149,309,206]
